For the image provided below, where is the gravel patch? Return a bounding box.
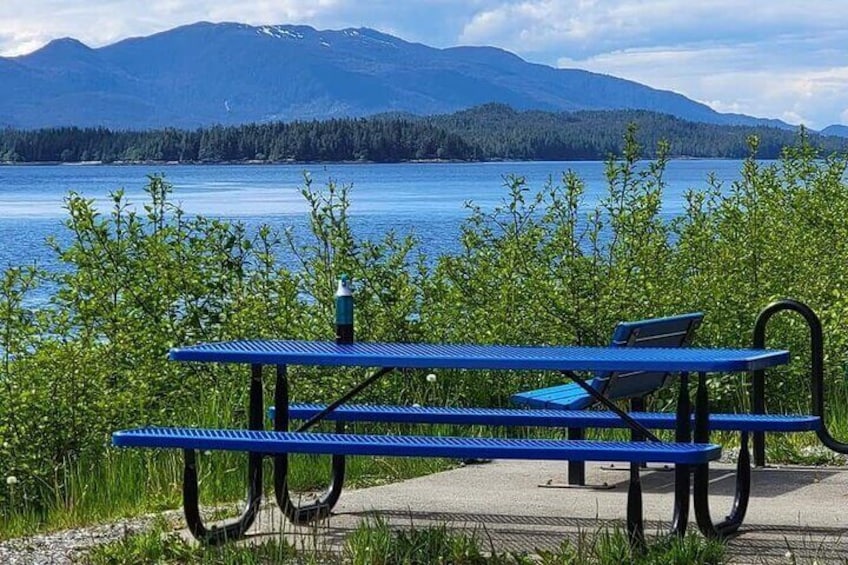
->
[0,516,166,565]
[0,503,251,564]
[0,498,309,564]
[798,444,848,464]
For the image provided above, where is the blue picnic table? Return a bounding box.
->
[114,340,789,547]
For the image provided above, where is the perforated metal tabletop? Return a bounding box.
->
[169,340,789,372]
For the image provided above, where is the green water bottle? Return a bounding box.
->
[335,274,354,344]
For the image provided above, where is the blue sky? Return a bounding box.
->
[2,0,847,129]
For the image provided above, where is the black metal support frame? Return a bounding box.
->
[182,364,265,544]
[568,370,692,546]
[274,363,345,525]
[274,364,395,525]
[295,367,395,432]
[566,427,586,485]
[692,371,752,538]
[626,462,646,550]
[180,359,395,541]
[752,298,848,467]
[625,372,692,549]
[688,298,848,540]
[670,372,691,537]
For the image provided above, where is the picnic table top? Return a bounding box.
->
[169,339,789,372]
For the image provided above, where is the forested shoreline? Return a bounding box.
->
[2,103,847,164]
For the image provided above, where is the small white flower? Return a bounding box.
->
[6,475,18,486]
[2,442,9,449]
[785,550,793,559]
[426,373,437,383]
[412,403,421,408]
[203,451,212,456]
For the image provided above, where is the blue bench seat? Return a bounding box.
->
[511,382,603,410]
[276,403,822,433]
[112,427,721,464]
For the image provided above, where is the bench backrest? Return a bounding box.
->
[591,312,703,400]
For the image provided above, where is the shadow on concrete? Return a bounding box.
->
[590,465,842,498]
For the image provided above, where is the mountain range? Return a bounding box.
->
[0,21,845,136]
[822,124,848,137]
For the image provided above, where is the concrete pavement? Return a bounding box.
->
[214,461,848,563]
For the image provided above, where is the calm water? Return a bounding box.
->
[0,160,746,275]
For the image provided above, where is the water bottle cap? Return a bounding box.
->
[336,275,353,296]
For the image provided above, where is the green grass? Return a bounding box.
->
[0,436,455,541]
[80,518,299,564]
[0,386,462,540]
[79,517,727,564]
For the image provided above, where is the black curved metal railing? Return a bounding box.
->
[694,298,848,539]
[752,298,848,466]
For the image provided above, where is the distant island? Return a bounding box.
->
[2,104,847,164]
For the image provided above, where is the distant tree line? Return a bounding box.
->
[0,119,472,163]
[1,104,846,163]
[427,104,848,160]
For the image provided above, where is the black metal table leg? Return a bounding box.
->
[567,427,586,485]
[671,372,691,537]
[626,461,646,551]
[628,372,692,546]
[693,371,751,538]
[183,363,265,544]
[623,372,694,549]
[274,364,346,525]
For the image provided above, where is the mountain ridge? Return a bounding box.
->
[0,21,830,131]
[822,124,848,138]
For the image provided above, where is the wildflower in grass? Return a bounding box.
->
[6,475,18,485]
[426,373,437,383]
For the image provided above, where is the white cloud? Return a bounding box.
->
[556,39,848,129]
[0,0,346,56]
[460,1,848,58]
